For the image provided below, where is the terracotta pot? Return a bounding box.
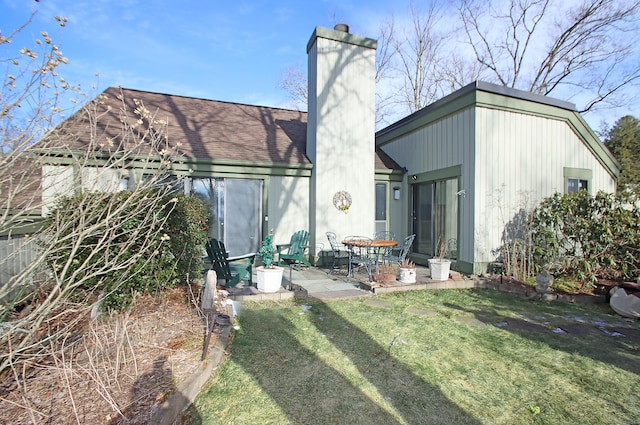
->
[372,273,396,283]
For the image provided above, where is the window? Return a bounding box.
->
[563,167,592,194]
[567,178,588,193]
[375,183,387,234]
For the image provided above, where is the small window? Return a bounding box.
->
[375,183,387,234]
[564,167,592,194]
[567,178,588,193]
[375,183,387,221]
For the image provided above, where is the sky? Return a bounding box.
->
[1,0,637,132]
[2,0,401,110]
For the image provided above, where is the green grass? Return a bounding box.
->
[184,289,640,424]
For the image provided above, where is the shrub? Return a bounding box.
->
[531,190,640,290]
[43,190,209,311]
[164,194,209,281]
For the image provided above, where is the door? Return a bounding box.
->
[224,179,262,256]
[411,177,458,258]
[192,177,263,257]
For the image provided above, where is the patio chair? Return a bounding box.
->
[372,230,396,258]
[344,236,373,282]
[276,230,312,270]
[326,232,350,274]
[205,238,255,288]
[373,231,395,240]
[383,234,415,265]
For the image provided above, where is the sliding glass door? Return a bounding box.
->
[192,177,263,256]
[411,177,458,259]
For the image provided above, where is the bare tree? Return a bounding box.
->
[0,14,184,380]
[458,0,640,113]
[279,23,398,126]
[279,1,639,127]
[279,65,308,111]
[387,1,451,113]
[373,17,399,125]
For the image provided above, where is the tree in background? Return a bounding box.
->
[383,2,449,113]
[457,0,640,113]
[280,0,640,128]
[604,115,640,192]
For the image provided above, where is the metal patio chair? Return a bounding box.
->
[383,234,415,265]
[326,232,350,274]
[343,236,373,281]
[373,230,396,259]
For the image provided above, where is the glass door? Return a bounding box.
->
[192,178,263,256]
[411,178,458,258]
[412,183,434,255]
[224,179,262,256]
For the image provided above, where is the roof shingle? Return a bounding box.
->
[55,87,400,170]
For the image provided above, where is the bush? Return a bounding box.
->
[44,190,209,311]
[531,190,640,290]
[164,194,210,282]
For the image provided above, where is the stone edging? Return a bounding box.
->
[150,306,233,425]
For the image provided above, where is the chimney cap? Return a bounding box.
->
[334,23,349,33]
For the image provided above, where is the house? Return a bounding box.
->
[36,24,620,275]
[377,81,619,274]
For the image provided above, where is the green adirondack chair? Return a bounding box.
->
[205,238,255,288]
[276,230,312,270]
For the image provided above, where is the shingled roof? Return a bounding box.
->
[54,87,400,171]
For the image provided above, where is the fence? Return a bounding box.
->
[0,235,42,303]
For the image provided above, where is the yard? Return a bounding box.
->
[184,289,640,424]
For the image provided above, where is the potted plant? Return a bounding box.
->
[372,263,398,285]
[256,235,284,293]
[398,259,417,284]
[428,239,451,281]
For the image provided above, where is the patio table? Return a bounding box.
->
[342,238,398,280]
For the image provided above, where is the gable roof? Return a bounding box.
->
[52,87,400,173]
[60,87,311,165]
[376,81,620,178]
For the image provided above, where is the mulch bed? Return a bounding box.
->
[0,287,208,425]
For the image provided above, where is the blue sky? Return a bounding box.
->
[1,0,637,132]
[2,0,403,109]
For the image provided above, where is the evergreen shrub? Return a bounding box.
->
[44,190,209,311]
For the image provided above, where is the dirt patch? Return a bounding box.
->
[0,286,213,425]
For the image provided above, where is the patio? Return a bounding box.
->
[226,263,611,306]
[228,264,486,302]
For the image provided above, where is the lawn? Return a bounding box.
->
[184,289,640,424]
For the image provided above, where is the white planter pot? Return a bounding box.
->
[428,259,451,281]
[398,267,417,284]
[256,266,284,293]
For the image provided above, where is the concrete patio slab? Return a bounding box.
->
[363,298,394,309]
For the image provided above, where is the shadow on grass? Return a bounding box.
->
[224,300,482,425]
[444,290,640,376]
